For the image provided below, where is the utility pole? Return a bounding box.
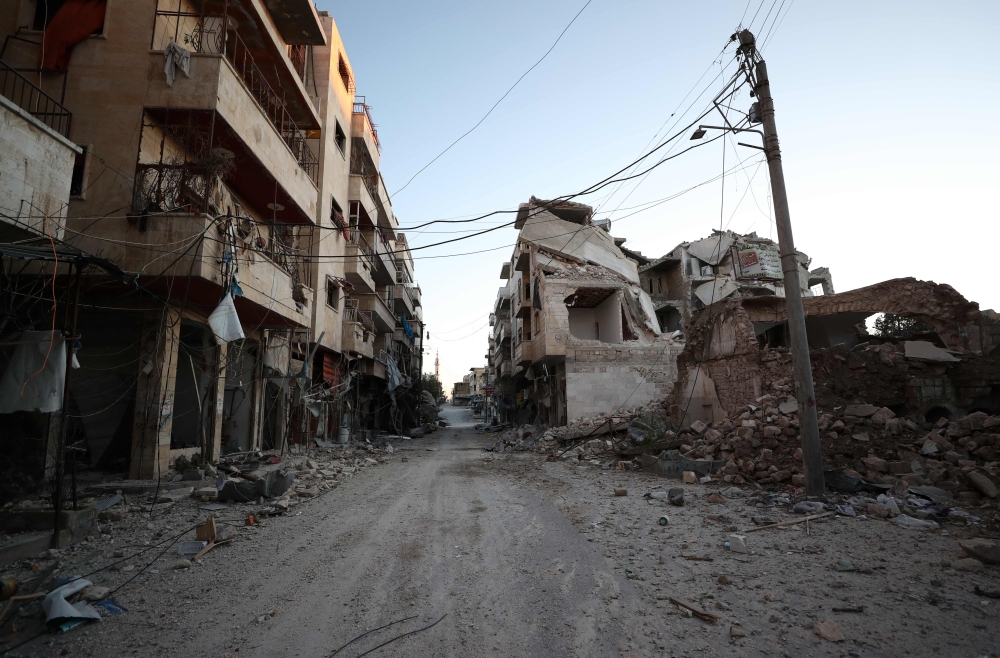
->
[737,29,824,495]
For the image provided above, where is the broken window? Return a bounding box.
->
[326,277,341,310]
[334,120,346,155]
[565,288,623,343]
[338,54,354,92]
[70,145,90,198]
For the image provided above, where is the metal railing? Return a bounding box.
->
[352,96,380,151]
[344,307,375,334]
[287,45,307,83]
[150,9,319,185]
[347,228,375,261]
[0,60,71,137]
[132,162,212,214]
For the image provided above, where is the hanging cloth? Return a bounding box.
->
[40,0,106,71]
[163,42,191,86]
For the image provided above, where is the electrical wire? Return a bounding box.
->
[392,0,593,198]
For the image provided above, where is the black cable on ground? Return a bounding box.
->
[353,614,448,658]
[329,615,418,656]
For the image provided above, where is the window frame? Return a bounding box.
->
[326,276,341,311]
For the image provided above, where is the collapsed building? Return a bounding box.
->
[487,197,683,426]
[671,277,1000,428]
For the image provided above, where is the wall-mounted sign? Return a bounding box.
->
[734,242,782,280]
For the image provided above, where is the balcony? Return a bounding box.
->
[344,229,376,293]
[392,283,416,317]
[342,308,375,359]
[515,339,534,366]
[113,210,307,326]
[356,291,395,333]
[371,238,397,287]
[494,284,512,316]
[352,96,380,160]
[0,60,71,137]
[493,318,511,343]
[146,9,321,223]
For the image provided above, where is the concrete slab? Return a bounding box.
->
[905,340,960,362]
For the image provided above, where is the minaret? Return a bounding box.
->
[434,351,440,379]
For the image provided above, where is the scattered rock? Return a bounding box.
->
[953,558,984,573]
[174,559,192,570]
[844,404,878,418]
[814,619,844,642]
[729,626,746,638]
[959,539,1000,565]
[966,472,998,499]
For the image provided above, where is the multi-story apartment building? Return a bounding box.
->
[0,0,423,481]
[487,197,681,426]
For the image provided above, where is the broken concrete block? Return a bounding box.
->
[155,487,193,503]
[682,471,696,483]
[726,534,747,554]
[959,539,1000,565]
[778,400,797,415]
[844,404,878,418]
[870,407,896,425]
[966,472,999,499]
[613,488,627,497]
[904,340,959,362]
[953,558,984,573]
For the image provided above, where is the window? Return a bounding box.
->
[326,277,341,310]
[331,197,345,228]
[338,54,354,92]
[70,145,91,198]
[334,120,346,156]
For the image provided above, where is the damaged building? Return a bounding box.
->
[488,197,682,426]
[671,277,1000,428]
[0,0,425,498]
[637,228,834,333]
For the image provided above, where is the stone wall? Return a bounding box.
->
[0,96,79,238]
[565,344,681,421]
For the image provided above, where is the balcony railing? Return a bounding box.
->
[132,162,212,215]
[151,8,319,185]
[131,162,313,288]
[0,60,71,137]
[344,306,375,334]
[347,227,375,261]
[353,96,380,151]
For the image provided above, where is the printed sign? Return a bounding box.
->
[735,242,782,280]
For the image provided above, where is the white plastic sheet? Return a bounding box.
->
[43,578,102,625]
[208,293,245,344]
[0,330,66,413]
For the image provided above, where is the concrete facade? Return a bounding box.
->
[0,94,79,240]
[0,0,426,483]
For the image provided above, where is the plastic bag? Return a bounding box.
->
[208,293,244,344]
[890,514,939,530]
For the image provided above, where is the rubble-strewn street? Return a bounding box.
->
[3,405,999,657]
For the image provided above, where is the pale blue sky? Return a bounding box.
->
[320,0,1000,388]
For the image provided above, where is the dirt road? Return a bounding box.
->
[18,405,1000,657]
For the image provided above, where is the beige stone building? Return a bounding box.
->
[0,0,423,482]
[489,197,682,426]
